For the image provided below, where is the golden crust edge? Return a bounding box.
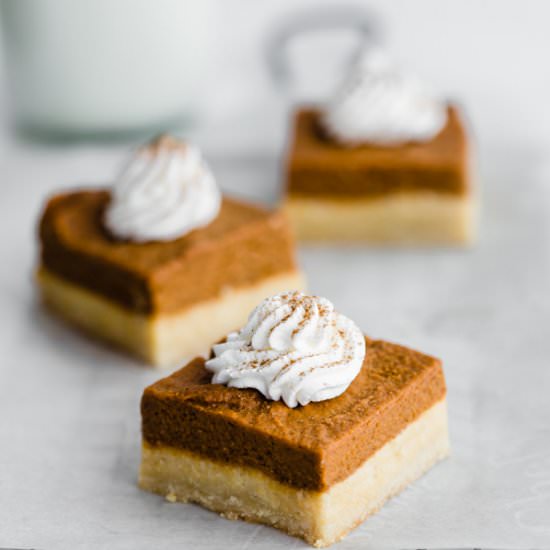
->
[36,267,306,367]
[139,398,450,546]
[284,192,477,245]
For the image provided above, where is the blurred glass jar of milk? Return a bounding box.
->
[0,0,215,138]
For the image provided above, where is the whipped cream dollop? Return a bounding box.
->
[104,135,221,242]
[322,47,447,146]
[205,291,366,408]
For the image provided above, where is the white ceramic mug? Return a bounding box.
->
[0,0,215,138]
[266,5,380,101]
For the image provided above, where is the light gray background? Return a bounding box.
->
[1,1,549,548]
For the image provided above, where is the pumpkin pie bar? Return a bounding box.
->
[284,48,476,245]
[285,106,474,244]
[139,293,449,546]
[36,137,304,367]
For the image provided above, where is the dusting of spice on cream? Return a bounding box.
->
[205,291,366,408]
[105,135,221,242]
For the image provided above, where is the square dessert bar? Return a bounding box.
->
[140,337,449,547]
[285,106,475,244]
[38,191,304,366]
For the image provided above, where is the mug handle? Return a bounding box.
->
[266,5,381,96]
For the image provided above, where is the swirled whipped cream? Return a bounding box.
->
[104,135,221,242]
[205,291,366,408]
[322,47,447,146]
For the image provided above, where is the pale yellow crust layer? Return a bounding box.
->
[139,399,449,547]
[37,267,306,367]
[285,193,477,245]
